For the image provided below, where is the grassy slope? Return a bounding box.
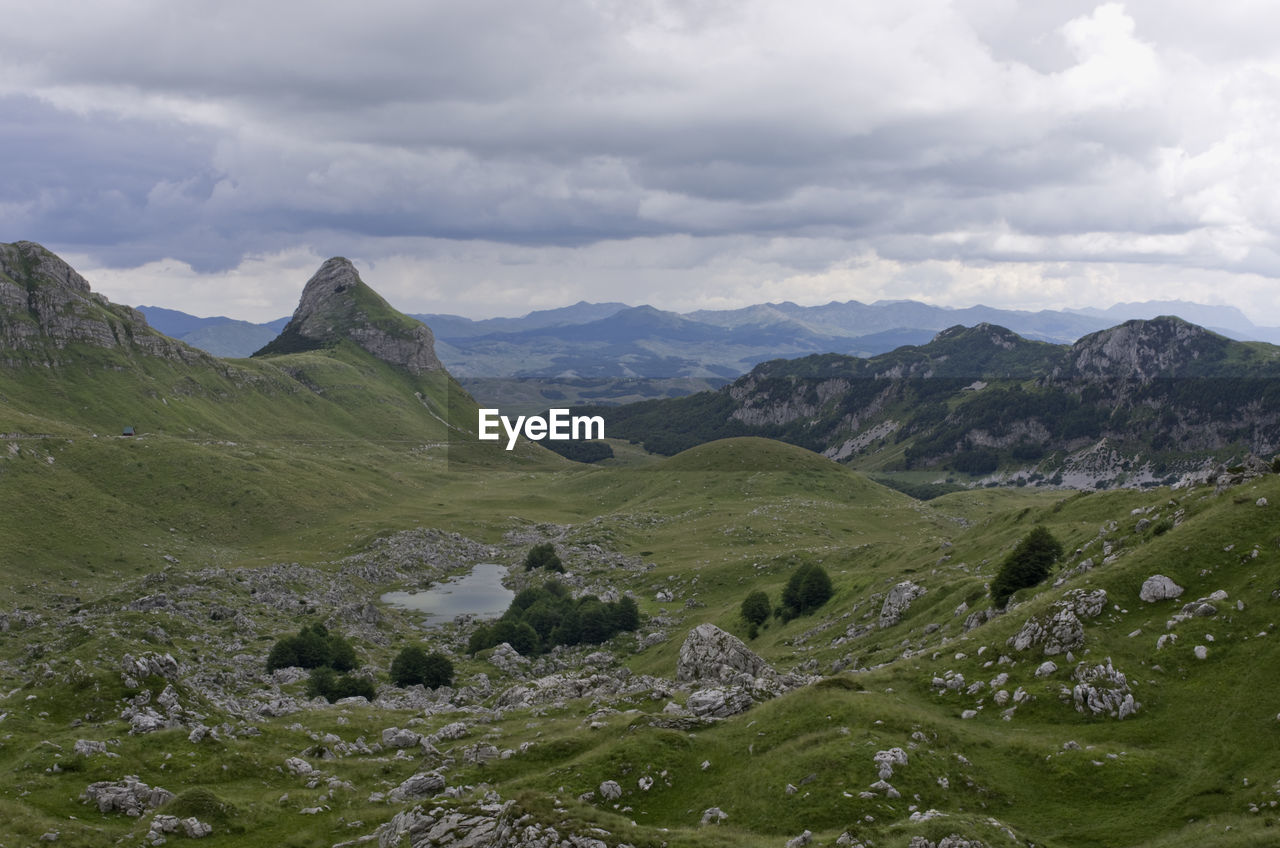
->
[1,375,1279,848]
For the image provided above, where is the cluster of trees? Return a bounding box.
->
[990,525,1064,608]
[266,623,356,672]
[389,646,454,688]
[739,562,836,637]
[467,579,639,656]
[265,622,455,704]
[524,542,565,573]
[779,562,834,621]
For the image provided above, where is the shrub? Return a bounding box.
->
[467,579,640,656]
[523,542,565,573]
[266,623,358,672]
[741,591,771,628]
[305,667,376,703]
[390,646,454,689]
[990,525,1064,608]
[779,564,834,620]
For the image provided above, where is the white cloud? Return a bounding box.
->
[2,1,1279,324]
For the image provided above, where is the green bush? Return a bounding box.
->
[741,591,771,630]
[468,579,640,656]
[524,542,565,573]
[779,563,833,620]
[305,667,376,703]
[990,525,1064,608]
[389,646,454,689]
[266,623,358,672]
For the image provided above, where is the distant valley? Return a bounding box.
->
[139,296,1280,413]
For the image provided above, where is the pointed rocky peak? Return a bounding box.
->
[1062,316,1230,381]
[253,257,442,375]
[0,241,197,362]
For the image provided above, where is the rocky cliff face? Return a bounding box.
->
[1058,316,1227,381]
[254,257,442,375]
[0,241,200,363]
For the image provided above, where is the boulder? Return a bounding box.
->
[1140,575,1184,603]
[879,581,926,628]
[686,687,754,718]
[676,624,776,685]
[388,771,446,801]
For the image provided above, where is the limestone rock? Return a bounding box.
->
[676,623,776,685]
[253,257,442,374]
[1140,575,1184,603]
[381,727,422,749]
[1072,658,1139,719]
[388,771,446,801]
[879,581,926,628]
[686,686,754,718]
[599,780,623,800]
[81,776,174,815]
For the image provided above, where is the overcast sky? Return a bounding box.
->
[3,1,1280,323]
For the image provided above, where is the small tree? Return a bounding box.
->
[390,646,454,689]
[741,590,770,638]
[990,525,1064,608]
[524,542,564,572]
[780,563,834,620]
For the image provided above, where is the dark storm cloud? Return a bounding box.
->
[2,1,1279,322]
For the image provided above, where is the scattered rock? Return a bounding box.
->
[81,776,174,816]
[701,807,728,825]
[599,780,622,801]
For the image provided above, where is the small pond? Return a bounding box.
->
[381,563,513,626]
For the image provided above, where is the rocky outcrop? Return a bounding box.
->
[253,257,442,374]
[81,776,174,815]
[1140,575,1184,603]
[1071,658,1139,719]
[0,241,202,362]
[676,623,776,685]
[1008,589,1106,656]
[878,581,926,628]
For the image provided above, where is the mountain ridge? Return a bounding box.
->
[586,316,1280,488]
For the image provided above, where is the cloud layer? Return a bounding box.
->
[3,1,1280,322]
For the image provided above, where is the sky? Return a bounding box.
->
[2,0,1280,324]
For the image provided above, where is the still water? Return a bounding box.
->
[380,563,513,626]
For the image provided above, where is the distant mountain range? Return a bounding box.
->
[581,317,1280,489]
[139,298,1280,379]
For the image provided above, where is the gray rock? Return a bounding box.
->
[879,581,926,628]
[599,780,623,800]
[1072,658,1139,719]
[73,739,108,756]
[81,776,174,815]
[261,257,442,374]
[388,771,446,801]
[1035,661,1058,678]
[787,831,814,848]
[381,727,422,749]
[1140,575,1184,603]
[873,747,907,779]
[700,807,728,825]
[284,757,313,776]
[686,687,754,718]
[676,623,776,685]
